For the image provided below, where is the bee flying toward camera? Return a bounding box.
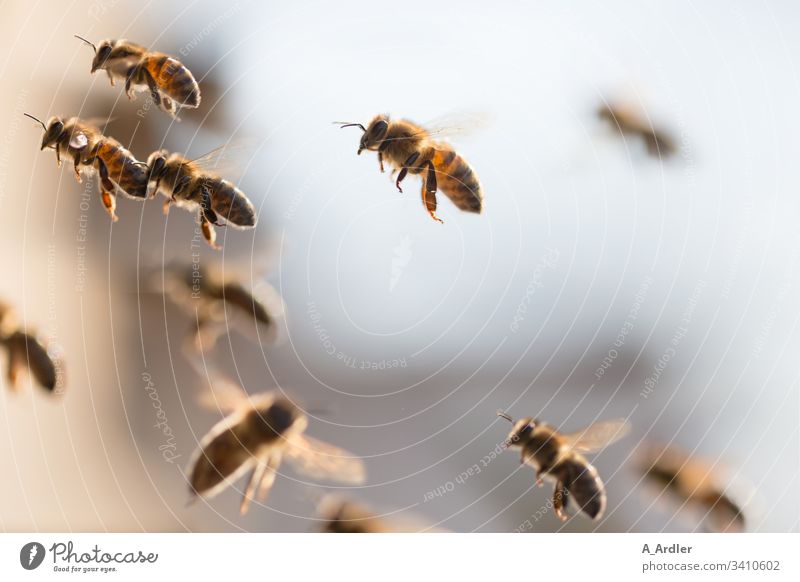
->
[75,36,201,119]
[24,113,148,221]
[159,263,284,353]
[187,380,365,515]
[0,301,64,394]
[597,101,676,158]
[144,148,257,249]
[498,411,630,522]
[337,114,484,223]
[635,443,747,533]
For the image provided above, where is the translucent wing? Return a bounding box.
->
[188,139,256,178]
[219,280,286,345]
[284,434,366,485]
[81,116,117,129]
[417,111,491,140]
[196,374,250,413]
[562,419,631,454]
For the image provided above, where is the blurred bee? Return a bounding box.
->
[24,113,148,221]
[635,443,746,532]
[159,263,284,353]
[597,102,676,158]
[144,148,257,249]
[498,411,630,522]
[75,36,201,119]
[316,494,444,533]
[188,380,366,515]
[0,301,64,394]
[338,114,484,223]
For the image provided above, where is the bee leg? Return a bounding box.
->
[6,344,21,391]
[257,453,281,502]
[101,190,119,222]
[396,152,420,193]
[162,198,172,215]
[422,162,443,224]
[201,214,221,250]
[107,69,115,86]
[553,482,569,521]
[124,66,137,100]
[91,157,119,222]
[201,187,224,226]
[240,460,268,515]
[377,151,385,173]
[55,147,61,168]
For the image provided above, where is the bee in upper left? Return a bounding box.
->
[75,36,201,119]
[24,114,148,221]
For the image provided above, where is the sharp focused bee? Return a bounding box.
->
[597,102,676,158]
[187,382,365,515]
[635,443,747,533]
[338,114,484,223]
[498,411,630,522]
[159,264,284,352]
[144,148,257,249]
[75,36,201,119]
[24,113,148,221]
[0,301,64,394]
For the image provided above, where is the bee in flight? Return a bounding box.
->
[338,114,484,223]
[24,113,148,221]
[144,148,257,249]
[634,443,747,532]
[316,494,443,533]
[597,101,676,158]
[498,411,630,522]
[187,379,365,515]
[0,301,64,394]
[158,263,284,353]
[75,36,201,119]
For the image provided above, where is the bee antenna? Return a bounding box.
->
[23,113,47,131]
[497,410,514,422]
[74,35,97,53]
[334,122,366,132]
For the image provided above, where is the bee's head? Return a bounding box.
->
[25,114,64,150]
[498,411,535,449]
[337,115,389,155]
[75,35,114,73]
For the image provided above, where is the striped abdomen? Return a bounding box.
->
[432,147,483,213]
[143,54,201,108]
[95,140,148,199]
[205,177,257,228]
[555,457,606,520]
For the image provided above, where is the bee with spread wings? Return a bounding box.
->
[144,145,257,249]
[337,113,486,223]
[499,411,630,522]
[159,264,284,353]
[187,379,365,515]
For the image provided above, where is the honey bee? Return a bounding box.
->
[597,102,676,158]
[0,301,64,394]
[75,36,201,119]
[144,148,257,249]
[338,114,484,223]
[635,443,747,532]
[24,113,148,221]
[187,380,365,515]
[316,494,444,533]
[159,264,284,353]
[498,411,630,522]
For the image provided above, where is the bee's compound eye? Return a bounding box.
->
[150,157,166,178]
[372,120,388,136]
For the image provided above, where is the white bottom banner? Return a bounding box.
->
[0,533,796,581]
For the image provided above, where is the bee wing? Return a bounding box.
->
[417,112,491,140]
[81,116,117,130]
[562,419,631,454]
[196,374,254,413]
[188,140,256,179]
[284,434,366,485]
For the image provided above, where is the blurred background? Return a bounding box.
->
[0,0,797,532]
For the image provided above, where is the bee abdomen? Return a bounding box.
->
[208,179,257,228]
[145,55,201,108]
[97,142,148,199]
[558,458,606,520]
[435,150,483,213]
